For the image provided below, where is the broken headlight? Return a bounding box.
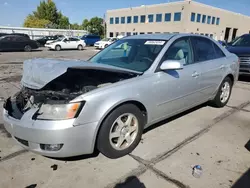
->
[36,102,84,120]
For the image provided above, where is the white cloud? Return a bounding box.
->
[4,2,8,6]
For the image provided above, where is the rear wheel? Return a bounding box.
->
[55,45,61,51]
[97,104,144,159]
[210,77,232,108]
[24,45,32,52]
[77,45,83,50]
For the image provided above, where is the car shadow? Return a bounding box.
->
[144,103,207,134]
[47,149,100,161]
[238,75,250,82]
[232,168,250,188]
[0,49,43,53]
[114,176,146,188]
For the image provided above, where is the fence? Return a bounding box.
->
[0,26,88,39]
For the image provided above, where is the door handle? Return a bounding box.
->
[192,72,200,78]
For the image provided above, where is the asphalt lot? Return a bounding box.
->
[0,48,250,188]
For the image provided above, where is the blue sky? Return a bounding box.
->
[0,0,250,26]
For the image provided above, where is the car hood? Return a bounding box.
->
[21,58,141,90]
[226,46,250,56]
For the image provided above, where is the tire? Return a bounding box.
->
[97,104,144,159]
[24,45,32,52]
[104,44,108,48]
[55,45,61,51]
[77,45,83,50]
[210,77,232,108]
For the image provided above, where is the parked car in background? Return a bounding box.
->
[36,35,64,46]
[45,35,65,45]
[3,34,238,159]
[0,33,30,39]
[94,38,117,49]
[81,34,100,46]
[227,34,250,76]
[45,37,86,51]
[0,35,38,52]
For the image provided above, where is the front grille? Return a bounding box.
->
[239,56,250,64]
[240,64,250,69]
[15,137,29,147]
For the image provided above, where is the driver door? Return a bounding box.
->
[152,37,204,119]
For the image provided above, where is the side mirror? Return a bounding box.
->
[160,60,184,71]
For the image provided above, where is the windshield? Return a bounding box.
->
[101,38,110,41]
[89,39,166,72]
[232,35,250,47]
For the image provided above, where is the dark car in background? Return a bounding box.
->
[81,34,100,46]
[0,35,38,52]
[227,34,250,76]
[36,35,64,46]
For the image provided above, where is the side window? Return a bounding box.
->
[213,43,225,58]
[162,38,193,65]
[16,36,26,42]
[192,37,217,62]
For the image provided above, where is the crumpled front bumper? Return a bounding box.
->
[2,104,98,158]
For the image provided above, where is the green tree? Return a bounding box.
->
[24,15,51,28]
[82,19,89,30]
[58,11,70,29]
[88,17,104,36]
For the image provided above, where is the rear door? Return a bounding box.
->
[0,36,12,50]
[191,36,226,100]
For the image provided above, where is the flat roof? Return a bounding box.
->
[124,33,176,40]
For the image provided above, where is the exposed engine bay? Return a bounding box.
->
[5,68,138,119]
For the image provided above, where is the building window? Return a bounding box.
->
[207,16,211,24]
[127,32,131,36]
[212,17,215,24]
[202,15,206,23]
[127,16,131,24]
[216,17,220,25]
[140,32,145,35]
[174,12,181,21]
[116,32,119,37]
[141,15,146,23]
[148,32,153,34]
[155,32,161,34]
[191,12,195,22]
[121,17,125,24]
[133,16,138,23]
[165,13,171,22]
[133,32,138,35]
[197,14,201,23]
[109,32,114,37]
[156,14,162,22]
[110,18,114,24]
[115,17,119,24]
[148,14,154,23]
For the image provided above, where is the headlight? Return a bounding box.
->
[36,102,83,120]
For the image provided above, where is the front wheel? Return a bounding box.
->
[77,45,83,50]
[24,45,32,52]
[55,45,61,51]
[97,104,144,159]
[210,77,232,108]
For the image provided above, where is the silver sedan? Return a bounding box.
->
[3,34,239,158]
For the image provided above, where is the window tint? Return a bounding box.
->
[216,18,220,25]
[212,17,215,24]
[70,38,79,41]
[165,13,171,22]
[174,12,181,21]
[202,15,206,23]
[121,17,125,24]
[16,36,27,42]
[115,17,119,24]
[110,18,114,24]
[140,15,146,23]
[127,16,131,24]
[213,43,225,58]
[207,16,211,24]
[162,38,193,65]
[191,12,195,22]
[197,14,201,22]
[148,14,154,23]
[192,37,217,62]
[232,35,250,47]
[134,16,138,23]
[156,14,162,22]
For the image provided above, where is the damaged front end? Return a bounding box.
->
[4,63,138,120]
